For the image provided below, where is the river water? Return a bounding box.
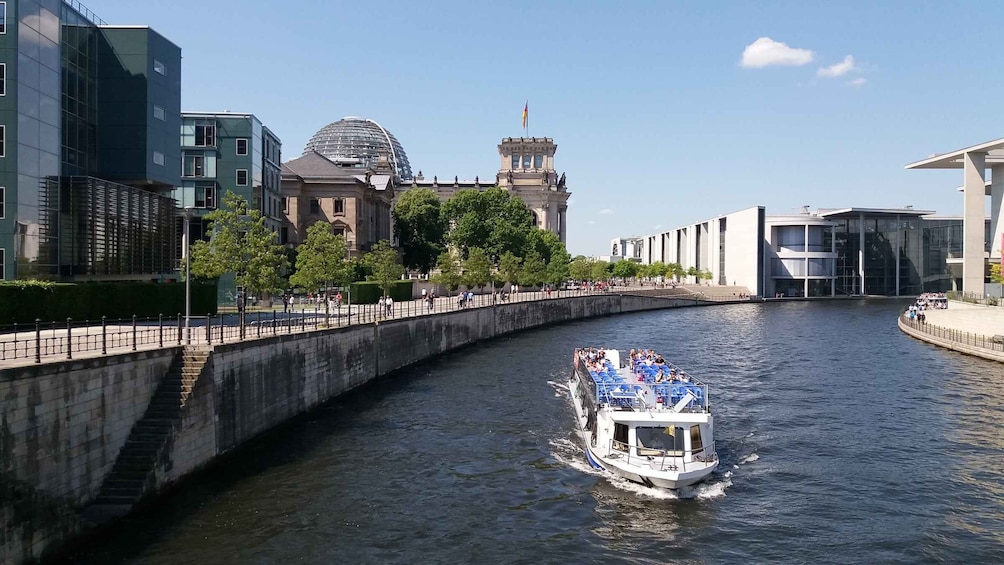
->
[62,300,1004,564]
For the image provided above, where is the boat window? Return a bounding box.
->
[690,425,704,455]
[613,423,629,451]
[636,426,684,456]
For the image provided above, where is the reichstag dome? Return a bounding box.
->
[304,117,413,180]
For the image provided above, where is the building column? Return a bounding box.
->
[895,215,901,296]
[831,225,836,296]
[963,151,986,295]
[991,165,1004,265]
[858,213,865,295]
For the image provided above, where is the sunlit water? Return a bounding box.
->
[61,300,1004,564]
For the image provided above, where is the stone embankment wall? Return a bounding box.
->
[0,348,180,564]
[1,293,706,563]
[898,316,1004,363]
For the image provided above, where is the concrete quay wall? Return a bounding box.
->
[0,348,181,564]
[2,293,700,563]
[898,317,1004,363]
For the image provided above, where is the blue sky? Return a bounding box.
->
[89,0,1004,256]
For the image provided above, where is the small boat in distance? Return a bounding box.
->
[569,348,718,489]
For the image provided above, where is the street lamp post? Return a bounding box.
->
[182,206,194,345]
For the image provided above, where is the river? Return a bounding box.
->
[60,299,1004,564]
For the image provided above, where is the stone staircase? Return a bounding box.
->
[84,347,210,523]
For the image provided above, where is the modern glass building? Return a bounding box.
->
[176,112,282,302]
[304,117,412,180]
[0,0,181,280]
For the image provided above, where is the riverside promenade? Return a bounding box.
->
[0,284,748,370]
[899,300,1004,362]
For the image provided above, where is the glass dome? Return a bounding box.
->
[304,117,412,179]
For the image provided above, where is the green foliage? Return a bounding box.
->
[519,250,547,286]
[289,221,351,294]
[392,188,445,273]
[441,187,533,262]
[591,260,610,282]
[612,260,639,278]
[668,263,685,281]
[701,270,714,281]
[363,240,405,297]
[545,246,571,286]
[347,280,413,304]
[462,247,492,290]
[569,257,591,282]
[991,263,1003,284]
[189,191,287,295]
[686,266,699,278]
[0,281,217,323]
[498,252,522,285]
[432,252,463,293]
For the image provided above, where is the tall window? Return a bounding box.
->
[511,154,519,169]
[153,105,165,120]
[0,186,4,219]
[195,184,215,208]
[0,125,5,157]
[153,59,166,75]
[309,198,320,214]
[522,154,531,168]
[280,226,288,244]
[194,124,215,147]
[0,248,4,280]
[183,154,204,177]
[534,154,542,168]
[282,197,288,213]
[236,138,248,155]
[333,227,345,237]
[333,198,344,214]
[0,63,6,96]
[236,169,248,186]
[0,2,7,35]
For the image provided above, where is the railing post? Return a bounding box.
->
[132,315,137,351]
[207,313,212,344]
[35,318,41,363]
[177,313,183,345]
[102,316,107,355]
[66,318,72,360]
[159,313,163,348]
[272,311,276,335]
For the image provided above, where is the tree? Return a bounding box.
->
[498,251,522,287]
[569,257,591,282]
[590,260,610,282]
[545,250,571,289]
[701,270,714,283]
[431,252,462,295]
[288,221,351,297]
[519,250,547,287]
[612,260,639,279]
[462,247,492,291]
[686,266,698,281]
[668,263,684,281]
[363,240,404,297]
[441,187,533,262]
[189,191,287,296]
[392,188,445,273]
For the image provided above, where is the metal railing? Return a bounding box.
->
[0,287,618,365]
[900,314,1004,353]
[606,439,718,473]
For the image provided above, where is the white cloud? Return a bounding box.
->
[598,208,614,215]
[817,55,856,78]
[848,77,867,87]
[740,37,814,68]
[587,220,597,225]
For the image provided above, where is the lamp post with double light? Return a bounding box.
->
[182,206,194,344]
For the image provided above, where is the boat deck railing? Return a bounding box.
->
[577,350,709,411]
[606,439,717,473]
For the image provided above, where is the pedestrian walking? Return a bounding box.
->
[385,295,394,316]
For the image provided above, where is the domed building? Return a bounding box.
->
[304,117,413,180]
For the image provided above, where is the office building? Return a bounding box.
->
[0,0,181,280]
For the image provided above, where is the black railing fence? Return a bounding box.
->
[900,314,1004,353]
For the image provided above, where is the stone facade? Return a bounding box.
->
[281,152,395,256]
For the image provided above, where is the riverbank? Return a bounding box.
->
[898,300,1004,363]
[2,291,739,565]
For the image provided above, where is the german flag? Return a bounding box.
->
[521,101,528,129]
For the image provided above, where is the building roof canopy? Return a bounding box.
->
[906,137,1004,169]
[816,207,935,219]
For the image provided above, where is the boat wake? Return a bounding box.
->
[547,380,569,397]
[548,437,732,500]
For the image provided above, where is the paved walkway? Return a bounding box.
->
[915,301,1004,337]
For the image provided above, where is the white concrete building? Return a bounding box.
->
[609,237,644,263]
[907,138,1004,295]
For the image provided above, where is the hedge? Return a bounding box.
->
[347,280,413,304]
[0,281,218,324]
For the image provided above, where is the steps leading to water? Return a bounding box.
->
[83,347,210,523]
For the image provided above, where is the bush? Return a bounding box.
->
[347,280,413,304]
[0,281,217,324]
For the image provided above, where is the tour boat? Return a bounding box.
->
[569,348,718,489]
